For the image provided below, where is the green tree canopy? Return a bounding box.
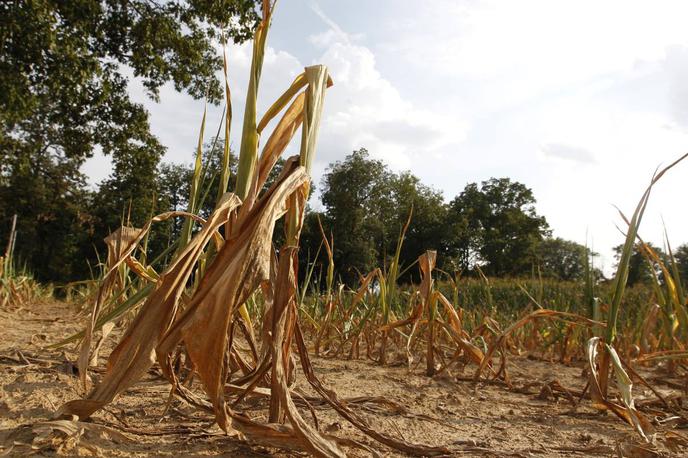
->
[536,237,596,281]
[613,242,666,287]
[316,148,447,284]
[318,149,391,282]
[0,0,260,281]
[445,178,550,276]
[674,244,688,287]
[389,172,447,281]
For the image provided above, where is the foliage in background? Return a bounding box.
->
[536,237,600,281]
[311,148,447,284]
[302,149,573,286]
[445,177,551,276]
[612,242,666,287]
[0,0,260,281]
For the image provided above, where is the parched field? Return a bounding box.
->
[0,301,682,457]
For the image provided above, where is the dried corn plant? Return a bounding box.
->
[101,226,144,300]
[55,3,452,456]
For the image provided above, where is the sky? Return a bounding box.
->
[82,0,688,274]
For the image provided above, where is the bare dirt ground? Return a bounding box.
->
[0,301,684,457]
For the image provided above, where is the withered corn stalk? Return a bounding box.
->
[373,250,487,376]
[59,3,449,456]
[578,153,688,443]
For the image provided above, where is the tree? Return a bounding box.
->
[388,172,447,281]
[613,242,666,286]
[92,145,161,230]
[674,244,688,287]
[442,185,483,273]
[296,210,328,286]
[319,149,392,283]
[536,237,594,281]
[446,178,550,276]
[0,1,260,281]
[317,148,448,284]
[0,162,96,282]
[156,162,193,243]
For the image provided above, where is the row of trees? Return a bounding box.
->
[303,149,688,287]
[612,242,688,287]
[299,149,583,284]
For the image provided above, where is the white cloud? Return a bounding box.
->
[390,0,688,77]
[541,143,596,164]
[309,33,467,174]
[307,0,350,46]
[380,0,688,113]
[370,0,688,274]
[664,45,688,128]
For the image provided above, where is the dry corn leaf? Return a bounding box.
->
[156,163,309,431]
[60,194,242,420]
[587,337,654,442]
[76,210,223,388]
